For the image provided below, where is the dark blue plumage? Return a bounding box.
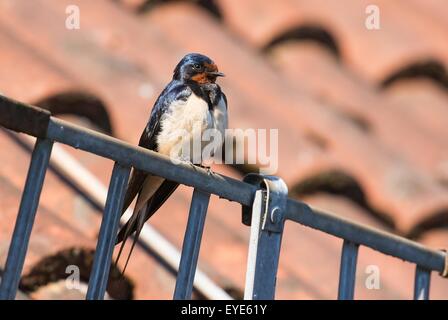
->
[115,53,227,271]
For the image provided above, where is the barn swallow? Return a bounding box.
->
[115,53,228,271]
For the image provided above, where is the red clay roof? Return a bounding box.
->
[0,0,447,299]
[217,0,448,82]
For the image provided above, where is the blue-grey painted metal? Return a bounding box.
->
[86,163,130,300]
[243,175,288,300]
[173,189,211,300]
[0,138,53,299]
[338,240,359,300]
[47,118,255,207]
[43,117,448,277]
[414,265,431,300]
[1,97,448,301]
[286,201,447,274]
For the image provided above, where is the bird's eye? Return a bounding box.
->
[193,63,201,70]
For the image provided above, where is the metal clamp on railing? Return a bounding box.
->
[1,93,448,300]
[242,174,288,300]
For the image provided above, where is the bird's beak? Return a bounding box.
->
[207,71,225,77]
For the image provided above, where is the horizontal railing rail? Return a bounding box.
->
[0,94,446,300]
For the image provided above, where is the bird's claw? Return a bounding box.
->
[203,166,219,177]
[177,156,197,170]
[177,157,218,177]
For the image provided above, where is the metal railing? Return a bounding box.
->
[0,94,447,300]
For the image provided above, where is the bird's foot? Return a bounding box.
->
[199,165,219,177]
[177,156,197,170]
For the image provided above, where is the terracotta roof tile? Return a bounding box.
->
[117,0,146,11]
[0,0,337,183]
[216,0,448,82]
[151,187,448,299]
[407,0,448,30]
[0,0,163,142]
[419,228,448,251]
[0,143,93,271]
[1,0,448,299]
[384,79,448,183]
[289,194,448,299]
[0,132,196,299]
[268,42,448,179]
[0,24,75,103]
[143,2,448,235]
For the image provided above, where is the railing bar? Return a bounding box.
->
[6,132,232,300]
[0,138,53,299]
[0,98,445,299]
[414,265,431,300]
[243,176,288,300]
[86,162,130,300]
[337,240,359,300]
[286,201,446,273]
[46,118,255,207]
[44,116,447,274]
[173,189,211,300]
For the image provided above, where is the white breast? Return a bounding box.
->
[157,93,228,163]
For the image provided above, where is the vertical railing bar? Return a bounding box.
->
[414,265,431,300]
[243,175,288,300]
[86,162,130,300]
[337,240,359,300]
[0,138,53,300]
[173,188,211,300]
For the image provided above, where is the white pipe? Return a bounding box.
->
[244,190,263,300]
[20,135,232,300]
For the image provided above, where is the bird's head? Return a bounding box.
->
[173,53,225,84]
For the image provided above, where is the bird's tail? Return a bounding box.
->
[114,180,179,273]
[114,202,148,274]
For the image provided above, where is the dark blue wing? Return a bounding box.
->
[140,81,192,150]
[120,81,192,215]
